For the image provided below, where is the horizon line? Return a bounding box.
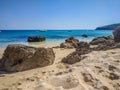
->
[0,29,96,30]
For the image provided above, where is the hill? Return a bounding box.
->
[95,23,120,30]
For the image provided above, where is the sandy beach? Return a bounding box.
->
[1,0,120,89]
[0,43,120,90]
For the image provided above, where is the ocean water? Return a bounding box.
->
[0,30,112,48]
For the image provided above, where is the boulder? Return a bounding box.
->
[113,26,120,42]
[60,37,79,48]
[76,41,91,54]
[81,34,88,38]
[61,51,85,64]
[65,37,79,43]
[90,36,114,45]
[77,42,90,49]
[92,40,115,51]
[28,36,46,42]
[60,42,74,48]
[0,44,55,72]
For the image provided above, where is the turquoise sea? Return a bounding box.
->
[0,30,112,48]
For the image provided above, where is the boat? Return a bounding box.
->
[39,29,47,32]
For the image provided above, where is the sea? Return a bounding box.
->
[0,30,113,48]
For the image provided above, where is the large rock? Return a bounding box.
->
[92,39,115,51]
[65,37,79,43]
[60,37,79,48]
[0,44,55,72]
[90,36,114,45]
[28,36,46,42]
[76,41,91,54]
[113,26,120,42]
[60,42,74,48]
[77,41,90,50]
[61,51,85,64]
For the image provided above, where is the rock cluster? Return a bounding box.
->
[0,44,55,72]
[61,26,120,64]
[62,41,90,64]
[28,36,46,42]
[91,36,115,51]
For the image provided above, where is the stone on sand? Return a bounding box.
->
[90,36,114,45]
[60,37,79,48]
[113,26,120,42]
[28,36,46,42]
[0,44,55,72]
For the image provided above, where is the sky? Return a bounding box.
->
[0,0,120,30]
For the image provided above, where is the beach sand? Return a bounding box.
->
[0,44,120,90]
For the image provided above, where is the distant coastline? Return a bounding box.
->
[95,23,120,30]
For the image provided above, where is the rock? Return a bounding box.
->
[65,37,79,43]
[65,37,79,48]
[113,26,120,42]
[100,86,109,90]
[90,37,107,45]
[52,46,60,48]
[0,44,55,72]
[107,35,114,40]
[92,40,115,51]
[62,51,86,64]
[90,36,114,45]
[28,36,46,42]
[81,34,88,38]
[82,72,94,83]
[77,42,90,48]
[109,73,119,80]
[60,42,74,48]
[113,43,120,48]
[93,44,112,51]
[90,35,120,51]
[60,37,79,48]
[76,41,91,54]
[62,42,90,64]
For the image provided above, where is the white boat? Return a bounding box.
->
[39,29,47,32]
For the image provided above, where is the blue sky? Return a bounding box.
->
[0,0,120,30]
